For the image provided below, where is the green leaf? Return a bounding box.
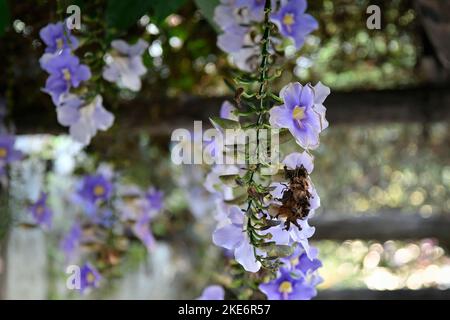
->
[106,0,186,30]
[106,0,153,30]
[209,117,241,133]
[151,0,187,23]
[0,0,10,37]
[260,244,294,258]
[194,0,220,32]
[224,191,248,205]
[219,174,239,187]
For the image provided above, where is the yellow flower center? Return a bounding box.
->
[291,257,299,267]
[56,38,64,49]
[0,147,7,158]
[36,205,45,216]
[279,281,293,294]
[283,13,295,32]
[94,185,105,197]
[292,106,306,120]
[87,272,96,283]
[62,68,71,81]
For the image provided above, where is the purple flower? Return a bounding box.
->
[60,222,82,263]
[197,285,225,300]
[132,213,156,252]
[281,245,322,276]
[39,22,79,53]
[235,0,265,21]
[0,135,23,175]
[146,187,164,212]
[212,205,261,272]
[57,94,114,145]
[259,267,317,300]
[269,82,329,149]
[29,192,52,230]
[220,100,239,121]
[77,174,112,214]
[79,263,101,293]
[270,0,318,49]
[103,39,148,91]
[217,25,248,53]
[40,49,91,105]
[0,135,22,166]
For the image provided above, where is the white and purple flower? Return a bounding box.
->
[39,22,79,54]
[259,266,317,300]
[270,0,318,49]
[79,263,101,293]
[103,39,149,92]
[269,82,329,150]
[212,205,262,272]
[40,49,91,105]
[57,94,114,146]
[75,173,113,215]
[29,192,53,230]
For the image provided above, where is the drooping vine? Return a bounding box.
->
[203,0,330,300]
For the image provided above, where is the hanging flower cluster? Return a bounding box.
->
[0,100,23,181]
[205,0,328,300]
[39,22,114,145]
[60,166,164,293]
[214,0,318,72]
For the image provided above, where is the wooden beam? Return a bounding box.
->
[317,288,450,300]
[312,213,450,246]
[13,86,450,135]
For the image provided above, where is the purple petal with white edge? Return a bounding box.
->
[128,39,149,56]
[213,5,235,31]
[297,239,313,259]
[293,0,307,14]
[313,81,330,105]
[259,282,281,300]
[297,14,319,35]
[57,105,80,126]
[197,285,225,300]
[213,224,243,250]
[282,151,314,173]
[312,82,330,130]
[129,56,147,76]
[262,224,290,245]
[292,122,320,150]
[102,64,120,82]
[111,40,131,55]
[72,65,91,87]
[93,99,114,131]
[220,101,238,121]
[228,206,245,225]
[280,83,302,109]
[69,117,95,145]
[269,105,292,128]
[309,183,321,211]
[299,85,314,108]
[119,71,142,91]
[289,283,316,300]
[235,239,261,272]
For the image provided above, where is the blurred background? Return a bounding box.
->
[0,0,449,299]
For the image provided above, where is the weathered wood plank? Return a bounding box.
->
[13,86,450,135]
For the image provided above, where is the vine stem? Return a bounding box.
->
[244,0,274,264]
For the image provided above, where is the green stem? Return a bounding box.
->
[245,0,273,258]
